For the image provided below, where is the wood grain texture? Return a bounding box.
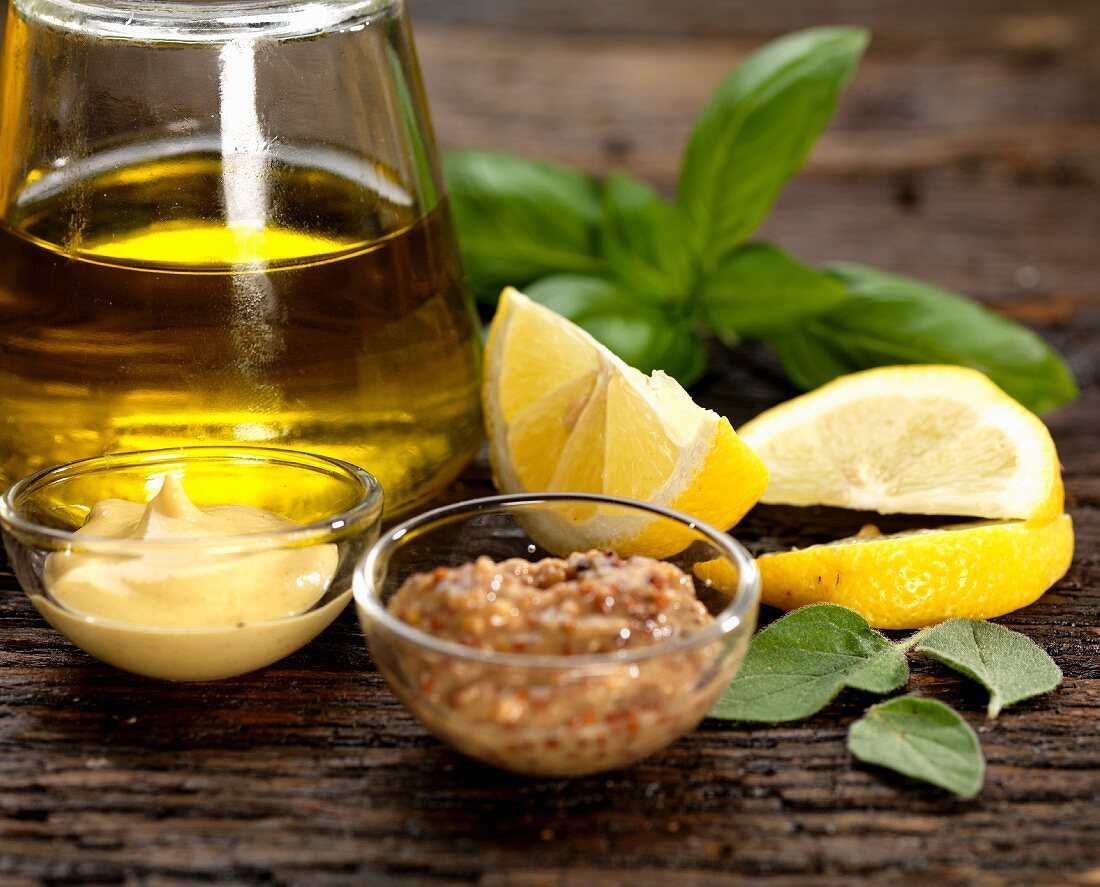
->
[2,1,1099,884]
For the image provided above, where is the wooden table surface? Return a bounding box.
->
[3,1,1099,884]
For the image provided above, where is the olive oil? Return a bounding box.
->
[0,148,483,513]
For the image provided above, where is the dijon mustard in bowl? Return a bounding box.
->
[0,446,382,680]
[355,493,760,776]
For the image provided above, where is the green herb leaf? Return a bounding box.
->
[766,324,854,390]
[600,171,696,301]
[768,263,1079,413]
[914,619,1062,718]
[524,274,707,385]
[700,243,848,337]
[848,697,985,798]
[443,29,1076,413]
[710,603,908,722]
[846,647,911,695]
[443,151,604,304]
[678,26,868,262]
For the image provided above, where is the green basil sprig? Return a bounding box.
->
[677,27,869,264]
[769,264,1079,414]
[443,150,604,304]
[444,26,1077,413]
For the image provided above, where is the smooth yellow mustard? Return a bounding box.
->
[35,475,342,680]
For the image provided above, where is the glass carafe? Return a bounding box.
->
[0,0,483,515]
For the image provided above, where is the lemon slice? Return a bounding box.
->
[739,365,1063,521]
[746,515,1075,628]
[483,288,768,556]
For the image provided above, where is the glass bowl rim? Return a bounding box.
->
[0,445,384,556]
[353,492,761,670]
[22,585,358,636]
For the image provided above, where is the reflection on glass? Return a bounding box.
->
[0,1,483,514]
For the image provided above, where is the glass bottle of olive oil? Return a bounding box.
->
[0,1,483,514]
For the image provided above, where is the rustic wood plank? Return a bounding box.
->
[419,28,1099,183]
[409,0,1100,47]
[418,25,1100,305]
[3,344,1098,884]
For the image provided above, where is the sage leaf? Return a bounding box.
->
[443,151,604,304]
[524,274,707,385]
[847,646,911,695]
[768,263,1079,414]
[700,243,848,337]
[600,172,697,302]
[710,603,908,722]
[848,697,985,798]
[915,619,1062,718]
[678,27,868,262]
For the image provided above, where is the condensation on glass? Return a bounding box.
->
[0,1,483,514]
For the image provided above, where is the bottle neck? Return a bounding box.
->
[11,0,397,44]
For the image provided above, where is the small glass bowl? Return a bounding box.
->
[0,446,383,681]
[354,494,760,777]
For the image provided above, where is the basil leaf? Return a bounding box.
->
[915,620,1062,718]
[768,263,1079,414]
[678,27,868,262]
[524,275,707,385]
[443,151,604,304]
[710,603,908,722]
[700,243,848,337]
[601,171,696,301]
[848,697,985,798]
[767,323,854,390]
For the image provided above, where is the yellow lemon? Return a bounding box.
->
[750,516,1074,629]
[739,365,1063,521]
[483,288,768,556]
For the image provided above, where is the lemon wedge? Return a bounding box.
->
[750,516,1075,628]
[739,365,1063,521]
[483,288,768,556]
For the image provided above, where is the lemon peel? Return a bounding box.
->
[483,288,767,556]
